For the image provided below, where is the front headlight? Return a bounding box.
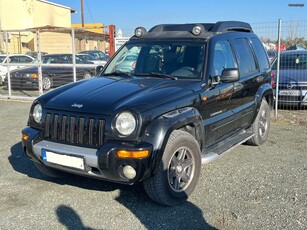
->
[32,103,42,123]
[115,112,136,136]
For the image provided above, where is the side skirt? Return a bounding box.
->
[201,130,254,164]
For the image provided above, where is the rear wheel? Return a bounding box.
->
[246,99,271,146]
[143,130,201,206]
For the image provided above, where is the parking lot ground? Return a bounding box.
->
[0,100,306,230]
[0,86,40,98]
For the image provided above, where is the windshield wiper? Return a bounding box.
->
[101,71,132,78]
[136,72,177,80]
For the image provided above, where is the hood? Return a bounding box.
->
[39,76,198,115]
[10,66,38,74]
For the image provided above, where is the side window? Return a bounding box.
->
[9,56,19,63]
[19,56,33,63]
[212,41,236,76]
[250,37,270,70]
[233,38,257,76]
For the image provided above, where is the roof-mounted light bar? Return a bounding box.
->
[134,27,147,37]
[192,24,204,36]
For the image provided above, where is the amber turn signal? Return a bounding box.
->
[22,133,29,141]
[117,149,150,159]
[31,74,38,79]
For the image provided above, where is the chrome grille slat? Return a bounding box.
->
[69,116,76,143]
[88,118,94,145]
[61,115,67,141]
[44,113,51,138]
[98,120,105,146]
[52,114,58,139]
[78,117,85,144]
[44,112,104,147]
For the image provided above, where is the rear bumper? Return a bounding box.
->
[22,126,153,184]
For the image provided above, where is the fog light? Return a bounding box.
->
[123,165,136,179]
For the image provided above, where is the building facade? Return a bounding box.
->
[0,0,108,54]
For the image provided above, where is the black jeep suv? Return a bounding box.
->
[22,21,273,206]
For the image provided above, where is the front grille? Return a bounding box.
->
[279,83,307,90]
[44,112,105,147]
[278,95,303,101]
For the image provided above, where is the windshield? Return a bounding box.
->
[31,55,85,64]
[273,53,307,70]
[0,56,6,63]
[103,41,206,79]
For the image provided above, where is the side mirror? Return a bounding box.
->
[220,68,239,83]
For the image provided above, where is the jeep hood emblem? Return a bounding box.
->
[71,103,83,108]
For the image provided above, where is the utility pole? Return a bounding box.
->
[81,0,84,27]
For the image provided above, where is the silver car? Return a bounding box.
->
[272,50,307,108]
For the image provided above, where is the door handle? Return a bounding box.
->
[256,76,264,82]
[234,83,243,91]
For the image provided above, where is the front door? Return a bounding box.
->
[199,40,237,146]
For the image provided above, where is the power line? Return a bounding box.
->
[85,0,95,23]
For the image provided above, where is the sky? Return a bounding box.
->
[50,0,306,34]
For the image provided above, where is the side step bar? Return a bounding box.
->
[201,130,254,164]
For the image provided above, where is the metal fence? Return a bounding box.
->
[0,26,109,100]
[1,20,307,112]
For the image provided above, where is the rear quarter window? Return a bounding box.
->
[250,37,270,70]
[233,38,257,76]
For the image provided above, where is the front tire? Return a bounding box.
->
[83,72,91,79]
[42,76,52,90]
[143,130,201,206]
[246,99,271,146]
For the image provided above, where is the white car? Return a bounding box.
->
[0,54,34,84]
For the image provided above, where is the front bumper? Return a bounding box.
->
[6,77,39,89]
[22,126,153,184]
[274,89,307,107]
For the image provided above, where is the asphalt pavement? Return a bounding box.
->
[0,100,306,230]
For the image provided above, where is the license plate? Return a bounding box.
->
[279,90,301,96]
[41,150,85,170]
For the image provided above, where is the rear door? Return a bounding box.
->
[228,37,264,129]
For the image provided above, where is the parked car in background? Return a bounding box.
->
[78,50,110,62]
[114,53,138,73]
[76,53,107,66]
[25,51,48,59]
[287,44,305,51]
[267,50,277,63]
[7,54,103,90]
[0,54,34,85]
[272,50,307,108]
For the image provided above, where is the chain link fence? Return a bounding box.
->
[1,20,307,112]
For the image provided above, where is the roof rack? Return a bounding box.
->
[211,21,253,33]
[148,21,253,34]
